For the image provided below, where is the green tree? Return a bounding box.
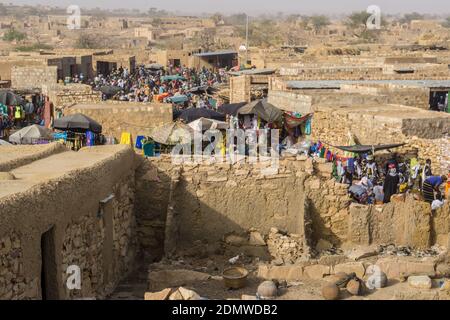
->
[442,17,450,28]
[400,12,424,24]
[2,29,26,42]
[310,15,330,34]
[344,11,385,42]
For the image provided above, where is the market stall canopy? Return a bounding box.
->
[98,85,122,95]
[53,113,102,133]
[0,139,12,146]
[150,122,193,145]
[238,99,283,123]
[189,86,219,95]
[161,75,186,82]
[8,125,53,144]
[218,102,246,116]
[167,95,189,104]
[145,63,164,70]
[188,117,229,131]
[331,143,407,154]
[0,90,24,106]
[179,107,226,123]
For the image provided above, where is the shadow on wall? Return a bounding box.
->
[134,159,308,263]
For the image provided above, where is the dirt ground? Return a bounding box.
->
[108,254,450,301]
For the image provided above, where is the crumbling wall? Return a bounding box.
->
[135,155,450,259]
[136,156,311,258]
[348,196,433,249]
[42,84,101,108]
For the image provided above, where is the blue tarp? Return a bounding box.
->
[168,95,189,104]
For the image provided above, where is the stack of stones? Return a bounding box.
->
[267,228,303,264]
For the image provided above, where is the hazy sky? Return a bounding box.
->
[6,0,450,14]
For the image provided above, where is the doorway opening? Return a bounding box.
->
[40,226,58,300]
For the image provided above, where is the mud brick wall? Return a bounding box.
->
[229,75,251,103]
[65,102,173,141]
[341,84,430,109]
[0,146,138,300]
[135,155,450,260]
[11,65,58,90]
[268,90,313,113]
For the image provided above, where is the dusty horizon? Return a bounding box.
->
[4,0,450,15]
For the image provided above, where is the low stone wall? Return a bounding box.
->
[43,84,102,108]
[0,146,138,300]
[0,143,67,172]
[64,102,173,142]
[311,105,450,175]
[135,155,450,261]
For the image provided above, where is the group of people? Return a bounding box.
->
[90,65,227,109]
[0,94,45,139]
[339,154,448,206]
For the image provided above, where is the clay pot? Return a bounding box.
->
[346,279,363,296]
[322,283,340,300]
[257,281,278,299]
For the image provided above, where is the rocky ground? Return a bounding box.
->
[108,250,450,300]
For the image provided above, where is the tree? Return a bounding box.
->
[310,15,330,34]
[2,28,26,42]
[400,12,424,24]
[75,33,101,49]
[224,13,248,26]
[344,11,384,42]
[192,29,216,52]
[442,17,450,28]
[211,13,223,24]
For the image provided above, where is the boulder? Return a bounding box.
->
[249,231,266,246]
[408,275,432,289]
[144,288,172,301]
[304,265,331,279]
[257,265,303,281]
[169,287,201,300]
[346,246,378,261]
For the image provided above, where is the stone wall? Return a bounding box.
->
[11,65,58,90]
[135,155,450,261]
[0,146,138,300]
[311,105,450,175]
[229,75,251,103]
[64,102,173,141]
[268,90,313,113]
[43,84,102,108]
[340,84,430,109]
